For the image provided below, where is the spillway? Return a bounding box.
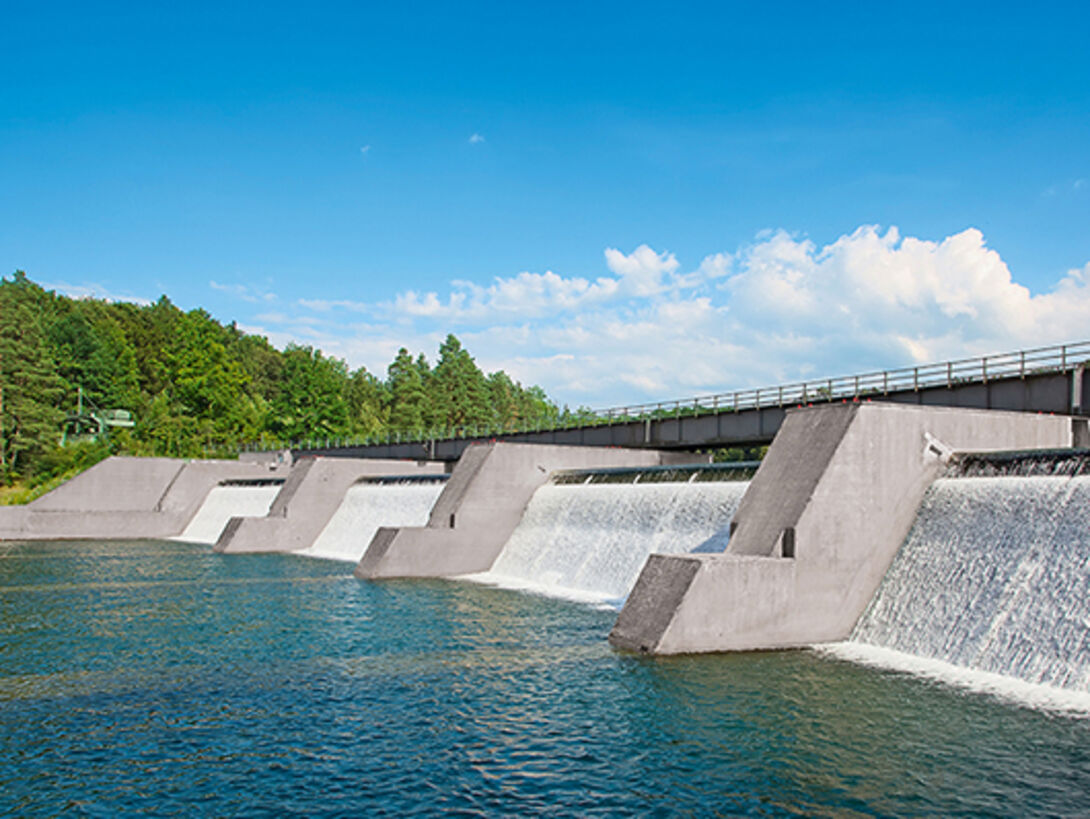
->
[175,483,282,544]
[297,480,445,562]
[467,471,750,605]
[837,473,1090,701]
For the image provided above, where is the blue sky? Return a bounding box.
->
[4,1,1089,405]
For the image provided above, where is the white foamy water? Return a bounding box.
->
[820,643,1090,716]
[296,481,444,562]
[175,485,281,544]
[844,475,1090,701]
[465,481,748,606]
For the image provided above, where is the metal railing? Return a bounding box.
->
[590,339,1090,422]
[240,340,1090,453]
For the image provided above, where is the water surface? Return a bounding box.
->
[1,540,1087,816]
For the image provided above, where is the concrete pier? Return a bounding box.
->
[610,403,1073,654]
[215,456,446,554]
[0,456,293,541]
[356,442,704,579]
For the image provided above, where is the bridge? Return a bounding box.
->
[241,340,1089,462]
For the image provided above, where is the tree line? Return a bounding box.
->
[0,271,569,487]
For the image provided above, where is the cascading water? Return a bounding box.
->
[835,474,1090,702]
[175,484,282,544]
[467,478,749,606]
[297,480,445,562]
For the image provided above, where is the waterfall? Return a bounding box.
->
[297,481,445,563]
[175,484,281,544]
[467,480,749,606]
[838,475,1090,701]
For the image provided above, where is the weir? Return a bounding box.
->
[296,478,447,562]
[174,480,284,544]
[0,456,293,541]
[465,466,750,604]
[215,456,448,554]
[355,442,705,580]
[610,403,1074,654]
[843,470,1090,692]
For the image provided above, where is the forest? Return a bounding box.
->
[0,271,572,493]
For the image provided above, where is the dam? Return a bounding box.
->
[1,402,1087,711]
[464,464,752,605]
[3,400,1089,815]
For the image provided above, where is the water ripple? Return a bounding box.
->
[0,540,1087,816]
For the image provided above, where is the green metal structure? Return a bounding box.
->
[60,387,135,446]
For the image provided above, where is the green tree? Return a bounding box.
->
[387,348,427,433]
[269,345,351,442]
[429,334,491,430]
[346,366,386,438]
[0,273,66,480]
[487,371,519,430]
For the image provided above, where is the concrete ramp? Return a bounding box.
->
[355,442,703,579]
[610,403,1073,654]
[215,457,446,554]
[0,456,293,541]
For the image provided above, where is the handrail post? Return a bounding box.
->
[854,375,859,396]
[982,356,988,383]
[947,361,952,388]
[778,385,783,407]
[883,371,888,395]
[1020,351,1025,379]
[1062,345,1067,370]
[913,367,918,391]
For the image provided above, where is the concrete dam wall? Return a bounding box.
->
[0,456,293,541]
[4,404,1083,695]
[610,403,1073,654]
[837,464,1090,694]
[355,442,704,579]
[464,467,751,605]
[215,456,448,554]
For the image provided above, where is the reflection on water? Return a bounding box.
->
[0,540,1087,816]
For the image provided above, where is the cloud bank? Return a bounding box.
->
[237,225,1090,406]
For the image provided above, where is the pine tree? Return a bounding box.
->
[387,348,426,433]
[346,366,386,438]
[431,334,491,431]
[0,273,66,480]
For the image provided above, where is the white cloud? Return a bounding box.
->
[603,244,680,296]
[386,269,622,321]
[179,226,1090,408]
[370,226,1090,405]
[297,297,368,312]
[210,280,276,303]
[360,145,371,155]
[41,280,152,305]
[469,133,485,144]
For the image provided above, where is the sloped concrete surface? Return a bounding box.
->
[611,403,1073,654]
[356,442,706,579]
[215,457,446,554]
[0,456,292,541]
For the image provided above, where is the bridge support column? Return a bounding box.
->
[1073,363,1085,415]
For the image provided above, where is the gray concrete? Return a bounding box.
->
[610,403,1073,654]
[0,456,293,541]
[214,456,446,554]
[355,442,707,579]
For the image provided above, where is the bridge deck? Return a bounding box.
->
[242,341,1089,462]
